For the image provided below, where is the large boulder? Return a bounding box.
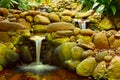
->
[98,17,115,30]
[92,61,107,79]
[76,57,97,77]
[93,32,109,49]
[46,22,75,32]
[107,56,120,79]
[53,42,76,66]
[0,20,26,31]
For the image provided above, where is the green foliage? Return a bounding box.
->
[80,0,120,16]
[0,0,18,9]
[0,0,41,10]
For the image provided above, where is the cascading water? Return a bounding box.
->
[72,19,90,29]
[19,36,58,75]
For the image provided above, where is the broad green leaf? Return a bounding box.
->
[96,4,105,14]
[111,5,116,15]
[11,0,18,4]
[92,2,99,9]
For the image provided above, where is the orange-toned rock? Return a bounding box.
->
[93,32,109,49]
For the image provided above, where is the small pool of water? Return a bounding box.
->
[0,68,93,80]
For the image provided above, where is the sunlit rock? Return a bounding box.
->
[34,15,50,24]
[98,17,115,30]
[47,22,75,32]
[48,12,60,22]
[33,25,47,32]
[76,57,97,77]
[93,32,109,49]
[107,56,120,79]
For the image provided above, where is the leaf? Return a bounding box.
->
[11,0,18,4]
[111,5,116,15]
[92,2,99,9]
[96,4,105,14]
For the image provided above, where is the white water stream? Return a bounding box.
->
[19,36,58,75]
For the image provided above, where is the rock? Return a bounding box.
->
[53,42,76,66]
[71,46,84,60]
[33,24,47,32]
[52,37,70,45]
[65,59,81,70]
[9,9,22,14]
[104,55,113,62]
[61,10,74,17]
[92,61,107,79]
[34,15,51,24]
[76,35,92,43]
[49,12,60,22]
[80,29,94,36]
[82,50,95,59]
[95,51,109,62]
[98,17,115,30]
[19,45,33,63]
[112,39,120,48]
[55,30,73,36]
[26,16,33,22]
[107,56,120,79]
[77,42,95,50]
[28,10,40,16]
[20,11,29,18]
[93,32,109,49]
[0,21,26,31]
[0,55,7,67]
[73,28,81,35]
[4,49,19,64]
[47,22,75,32]
[61,16,72,22]
[76,57,97,77]
[116,21,120,29]
[41,12,49,17]
[108,35,115,48]
[17,18,31,29]
[75,10,94,18]
[0,32,12,42]
[0,8,9,15]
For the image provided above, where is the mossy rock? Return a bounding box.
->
[98,17,115,30]
[53,42,76,66]
[49,12,60,22]
[0,32,12,42]
[0,55,7,67]
[76,35,92,43]
[61,16,72,23]
[92,61,107,79]
[111,39,120,48]
[19,46,33,63]
[47,22,75,32]
[65,59,81,70]
[95,51,109,62]
[0,43,8,56]
[71,46,84,60]
[76,57,97,77]
[107,56,120,79]
[52,37,70,45]
[33,25,47,32]
[5,49,19,64]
